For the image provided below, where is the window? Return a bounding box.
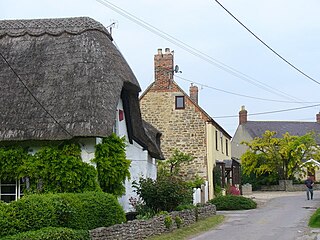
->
[226,139,229,156]
[215,130,218,150]
[0,179,24,203]
[220,133,223,153]
[175,96,185,109]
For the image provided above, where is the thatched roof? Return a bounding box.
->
[0,17,163,159]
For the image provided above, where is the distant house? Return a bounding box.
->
[0,17,163,211]
[232,106,320,179]
[139,48,232,201]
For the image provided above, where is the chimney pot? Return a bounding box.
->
[154,48,174,89]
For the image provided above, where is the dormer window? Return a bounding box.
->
[175,96,185,109]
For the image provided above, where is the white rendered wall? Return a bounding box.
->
[26,99,157,213]
[116,99,157,212]
[79,138,96,165]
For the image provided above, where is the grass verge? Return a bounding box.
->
[309,208,320,228]
[146,215,225,240]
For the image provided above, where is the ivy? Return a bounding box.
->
[0,144,100,194]
[0,134,131,197]
[0,147,29,181]
[20,144,100,193]
[92,133,131,197]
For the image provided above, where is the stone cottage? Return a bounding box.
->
[139,48,231,200]
[232,106,320,180]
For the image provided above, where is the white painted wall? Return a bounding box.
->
[25,99,158,213]
[79,138,96,165]
[115,99,158,212]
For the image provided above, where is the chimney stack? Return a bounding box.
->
[239,106,247,125]
[189,83,198,104]
[317,112,320,123]
[154,48,174,89]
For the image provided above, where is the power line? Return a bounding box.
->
[214,103,320,119]
[96,0,303,102]
[155,65,319,104]
[0,52,73,138]
[214,0,320,86]
[175,74,320,104]
[98,0,319,119]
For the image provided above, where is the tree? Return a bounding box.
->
[157,149,194,177]
[241,130,320,180]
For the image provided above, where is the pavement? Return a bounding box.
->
[191,191,320,240]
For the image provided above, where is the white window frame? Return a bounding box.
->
[0,179,23,202]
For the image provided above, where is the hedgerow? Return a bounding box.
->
[209,195,257,210]
[0,192,126,238]
[0,227,90,240]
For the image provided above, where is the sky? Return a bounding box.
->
[2,0,320,136]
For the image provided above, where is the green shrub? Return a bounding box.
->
[0,227,90,240]
[0,192,126,238]
[61,192,126,230]
[175,216,183,228]
[209,195,257,210]
[164,215,173,229]
[309,208,320,228]
[175,204,196,211]
[133,176,193,212]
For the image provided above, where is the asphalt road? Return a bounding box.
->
[190,191,320,240]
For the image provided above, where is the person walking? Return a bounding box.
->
[305,175,314,200]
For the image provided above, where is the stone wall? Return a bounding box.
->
[261,180,320,191]
[90,203,216,240]
[140,89,209,180]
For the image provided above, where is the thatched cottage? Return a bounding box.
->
[0,17,163,211]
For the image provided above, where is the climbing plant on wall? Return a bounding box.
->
[92,133,131,197]
[20,143,100,193]
[0,147,29,181]
[0,143,100,194]
[0,134,131,196]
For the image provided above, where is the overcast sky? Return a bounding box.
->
[2,0,320,135]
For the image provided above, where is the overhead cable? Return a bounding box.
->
[175,74,319,104]
[214,0,320,86]
[214,103,320,118]
[0,52,73,138]
[155,65,319,104]
[96,0,302,102]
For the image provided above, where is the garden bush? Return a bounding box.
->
[133,176,193,213]
[0,192,126,238]
[0,227,90,240]
[209,195,257,210]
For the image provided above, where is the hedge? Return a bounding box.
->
[209,195,257,210]
[0,192,126,238]
[0,227,90,240]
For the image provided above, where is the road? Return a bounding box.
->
[190,191,320,240]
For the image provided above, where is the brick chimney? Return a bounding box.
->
[189,83,198,104]
[154,48,174,89]
[317,112,320,123]
[239,106,247,125]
